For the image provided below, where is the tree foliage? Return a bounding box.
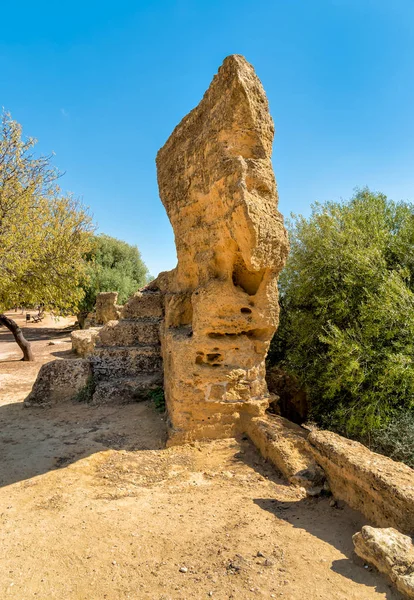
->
[0,112,93,313]
[79,234,150,313]
[271,189,414,439]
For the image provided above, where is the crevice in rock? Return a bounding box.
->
[232,255,265,296]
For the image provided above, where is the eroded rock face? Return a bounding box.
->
[353,526,414,598]
[155,55,288,443]
[25,359,92,406]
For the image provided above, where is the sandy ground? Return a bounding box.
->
[0,313,402,599]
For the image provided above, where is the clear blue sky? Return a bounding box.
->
[2,0,414,276]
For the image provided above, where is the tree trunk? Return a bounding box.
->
[0,313,34,361]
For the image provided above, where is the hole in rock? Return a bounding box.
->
[207,353,222,363]
[232,255,265,296]
[244,328,271,341]
[240,307,252,314]
[208,332,238,339]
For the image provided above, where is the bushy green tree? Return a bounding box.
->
[0,112,93,359]
[272,189,414,439]
[80,234,151,313]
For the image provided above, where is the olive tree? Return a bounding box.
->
[0,112,93,360]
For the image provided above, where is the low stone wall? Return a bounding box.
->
[309,430,414,535]
[244,414,325,491]
[246,419,414,535]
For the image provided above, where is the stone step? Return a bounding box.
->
[91,346,162,379]
[97,319,160,347]
[91,373,163,405]
[121,291,163,320]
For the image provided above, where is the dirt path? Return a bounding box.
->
[0,315,401,599]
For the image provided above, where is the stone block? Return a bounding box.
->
[353,526,414,598]
[71,327,100,357]
[24,359,92,406]
[97,319,160,347]
[121,292,163,319]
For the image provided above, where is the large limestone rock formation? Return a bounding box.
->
[153,55,288,443]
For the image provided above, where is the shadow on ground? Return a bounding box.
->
[254,497,402,599]
[0,322,76,365]
[0,324,76,344]
[0,400,168,488]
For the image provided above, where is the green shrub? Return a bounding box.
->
[368,411,414,468]
[74,376,96,403]
[148,387,165,413]
[79,234,152,313]
[271,189,414,442]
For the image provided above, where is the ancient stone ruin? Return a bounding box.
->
[152,54,288,444]
[27,289,164,407]
[78,290,122,330]
[25,58,414,599]
[28,55,289,440]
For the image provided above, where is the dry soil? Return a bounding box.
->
[0,313,402,599]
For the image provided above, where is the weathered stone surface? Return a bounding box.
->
[95,292,120,324]
[83,311,97,329]
[353,526,414,599]
[26,285,164,407]
[244,414,325,490]
[71,327,100,357]
[97,319,160,347]
[91,373,163,405]
[24,359,92,406]
[155,54,288,444]
[309,429,414,534]
[121,291,163,319]
[91,346,162,380]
